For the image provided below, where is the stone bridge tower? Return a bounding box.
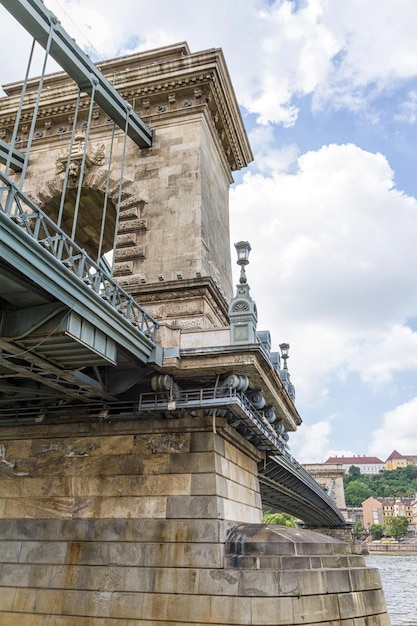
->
[0,36,391,626]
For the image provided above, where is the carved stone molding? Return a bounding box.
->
[165,302,204,318]
[116,233,137,248]
[114,245,146,261]
[55,132,106,177]
[113,262,133,276]
[118,218,148,233]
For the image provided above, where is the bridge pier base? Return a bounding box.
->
[0,416,390,625]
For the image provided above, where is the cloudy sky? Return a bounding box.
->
[1,0,417,463]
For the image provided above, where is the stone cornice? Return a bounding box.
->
[164,343,302,432]
[0,43,253,174]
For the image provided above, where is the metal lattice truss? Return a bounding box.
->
[0,0,152,152]
[0,171,158,340]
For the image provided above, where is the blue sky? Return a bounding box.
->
[2,0,417,463]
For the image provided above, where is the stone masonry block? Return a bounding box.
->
[167,451,216,474]
[209,595,252,624]
[140,542,224,569]
[198,568,239,596]
[0,613,44,626]
[292,593,341,623]
[190,473,221,496]
[216,458,259,491]
[0,586,15,611]
[154,567,200,594]
[19,541,67,565]
[325,568,353,594]
[61,590,111,618]
[13,587,37,613]
[73,541,110,566]
[72,495,167,519]
[224,441,257,473]
[224,479,260,507]
[124,567,156,593]
[0,564,31,587]
[349,566,384,591]
[0,540,21,562]
[29,564,53,588]
[166,495,222,519]
[33,588,64,615]
[108,591,143,619]
[150,593,212,623]
[4,497,75,519]
[140,592,170,621]
[222,499,262,524]
[337,591,367,619]
[189,431,219,453]
[362,589,389,616]
[124,518,223,543]
[239,569,278,596]
[251,596,294,625]
[280,555,312,570]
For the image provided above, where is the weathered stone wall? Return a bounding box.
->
[0,417,390,625]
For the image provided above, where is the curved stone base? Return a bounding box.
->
[223,524,391,625]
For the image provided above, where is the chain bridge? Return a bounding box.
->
[0,0,345,530]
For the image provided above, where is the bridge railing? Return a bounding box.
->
[0,170,159,341]
[137,385,290,455]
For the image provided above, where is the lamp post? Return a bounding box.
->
[234,240,251,284]
[229,241,257,344]
[279,343,290,369]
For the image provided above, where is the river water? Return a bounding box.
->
[365,554,417,625]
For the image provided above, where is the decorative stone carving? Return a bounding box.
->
[113,262,133,276]
[118,218,148,233]
[166,302,203,317]
[116,233,137,248]
[119,206,139,220]
[114,245,146,261]
[55,132,106,176]
[176,318,204,329]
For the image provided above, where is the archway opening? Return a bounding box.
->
[42,187,117,261]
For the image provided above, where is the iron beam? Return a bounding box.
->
[0,138,24,172]
[0,211,161,366]
[0,0,152,149]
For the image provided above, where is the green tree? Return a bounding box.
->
[344,480,374,506]
[344,465,361,485]
[369,524,384,540]
[384,516,409,541]
[263,512,296,527]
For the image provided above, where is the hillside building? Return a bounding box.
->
[385,450,417,471]
[324,455,385,475]
[362,496,415,534]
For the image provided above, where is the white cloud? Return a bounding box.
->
[230,143,417,406]
[247,125,299,175]
[369,396,417,458]
[290,419,332,463]
[395,90,417,124]
[3,0,417,124]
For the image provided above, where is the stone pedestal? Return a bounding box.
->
[0,417,390,625]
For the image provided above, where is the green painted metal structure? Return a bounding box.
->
[0,0,152,149]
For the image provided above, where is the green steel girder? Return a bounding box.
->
[0,0,152,149]
[259,454,346,527]
[0,138,24,172]
[0,211,162,367]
